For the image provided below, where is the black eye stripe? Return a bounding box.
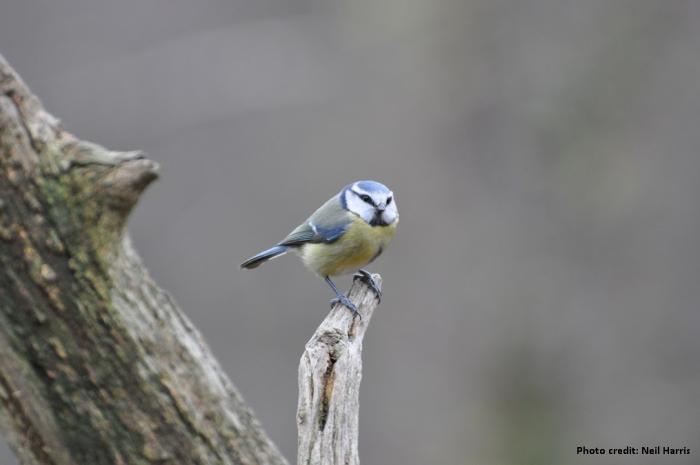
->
[358,193,373,204]
[386,196,392,205]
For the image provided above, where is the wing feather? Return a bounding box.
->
[279,224,317,246]
[278,195,351,246]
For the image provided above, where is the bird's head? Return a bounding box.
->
[342,180,398,227]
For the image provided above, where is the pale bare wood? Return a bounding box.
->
[0,51,381,465]
[297,275,381,465]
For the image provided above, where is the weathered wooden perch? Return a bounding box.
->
[297,274,381,465]
[0,54,288,465]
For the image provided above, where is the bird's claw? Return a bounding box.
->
[330,295,361,319]
[353,269,382,302]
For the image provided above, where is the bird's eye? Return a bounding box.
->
[386,196,393,205]
[360,194,372,203]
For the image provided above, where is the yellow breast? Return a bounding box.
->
[301,216,397,277]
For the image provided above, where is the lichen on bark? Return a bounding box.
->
[0,54,287,465]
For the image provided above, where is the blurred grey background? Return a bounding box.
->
[2,1,700,464]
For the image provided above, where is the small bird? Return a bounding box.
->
[241,180,398,315]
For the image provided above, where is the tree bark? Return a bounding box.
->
[297,275,381,465]
[0,54,288,465]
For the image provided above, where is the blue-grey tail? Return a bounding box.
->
[240,245,288,269]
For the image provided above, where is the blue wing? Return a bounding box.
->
[313,223,348,242]
[279,195,351,246]
[242,193,352,270]
[279,220,348,246]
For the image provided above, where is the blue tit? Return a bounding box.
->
[241,180,398,315]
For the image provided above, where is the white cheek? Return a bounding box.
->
[345,193,374,222]
[382,203,398,224]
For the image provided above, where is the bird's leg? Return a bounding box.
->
[353,269,382,302]
[325,276,360,317]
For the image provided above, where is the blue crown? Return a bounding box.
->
[354,180,390,194]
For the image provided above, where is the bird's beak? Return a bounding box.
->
[376,202,386,212]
